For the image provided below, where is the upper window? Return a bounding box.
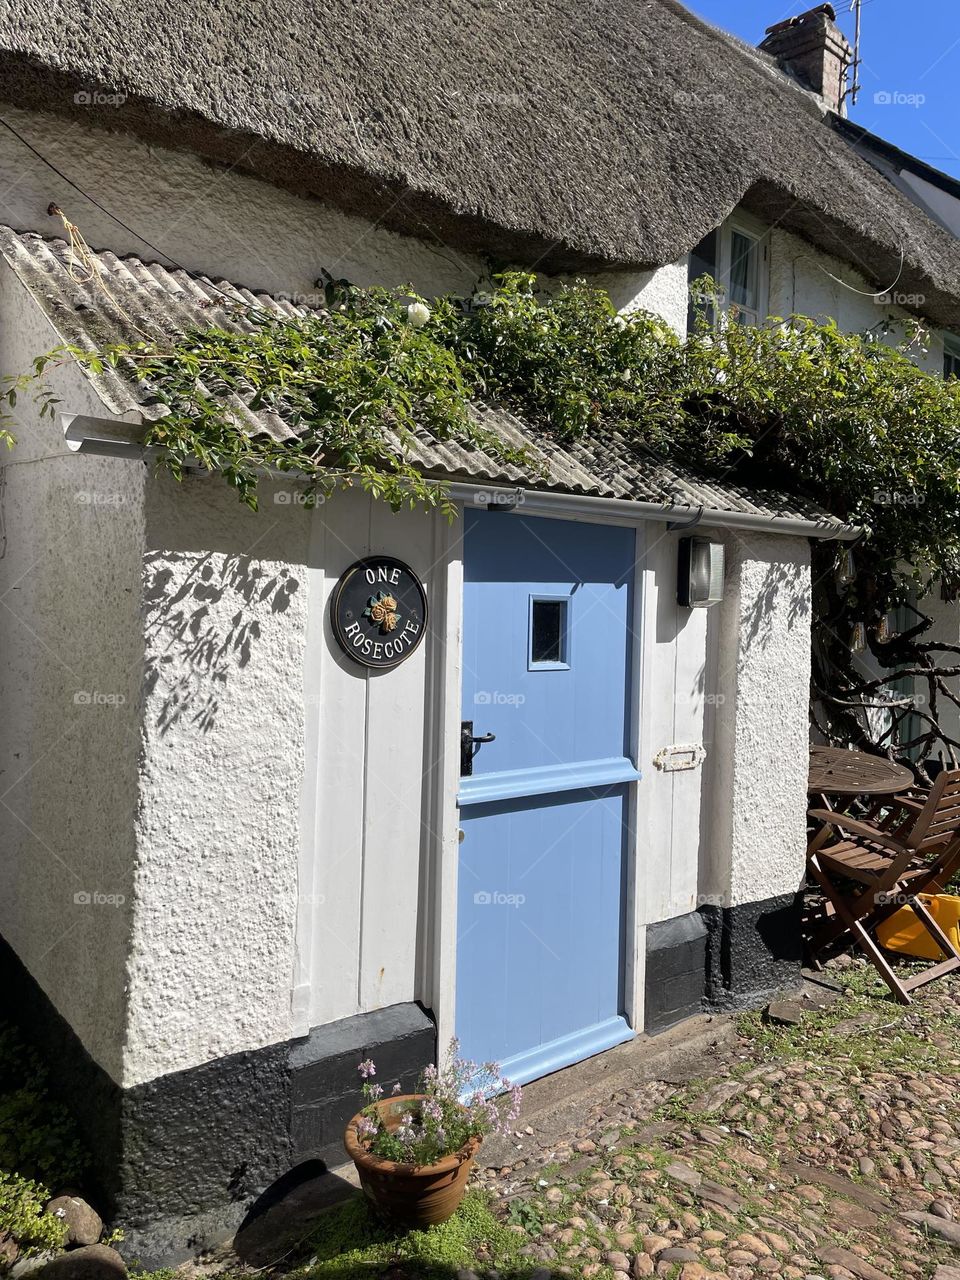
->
[945,335,960,380]
[687,217,769,333]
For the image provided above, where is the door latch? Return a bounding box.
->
[460,720,496,777]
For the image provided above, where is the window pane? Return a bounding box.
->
[687,229,719,331]
[531,600,566,664]
[688,229,719,283]
[945,345,960,379]
[729,231,757,310]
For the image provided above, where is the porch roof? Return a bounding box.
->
[0,226,851,534]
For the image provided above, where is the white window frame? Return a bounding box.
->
[527,594,571,671]
[687,213,770,330]
[944,333,960,380]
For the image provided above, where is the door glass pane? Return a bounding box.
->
[729,231,758,313]
[531,599,566,665]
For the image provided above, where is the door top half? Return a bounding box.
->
[460,511,637,789]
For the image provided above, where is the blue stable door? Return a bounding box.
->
[456,512,639,1084]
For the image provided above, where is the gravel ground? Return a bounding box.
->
[465,958,960,1280]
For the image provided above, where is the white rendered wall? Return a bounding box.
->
[0,261,146,1083]
[704,532,812,909]
[905,584,960,765]
[583,262,690,335]
[768,226,945,375]
[122,473,311,1086]
[899,171,960,240]
[0,105,483,299]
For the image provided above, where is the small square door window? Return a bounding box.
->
[529,597,570,669]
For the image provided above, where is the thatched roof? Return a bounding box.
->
[2,0,960,324]
[0,226,852,535]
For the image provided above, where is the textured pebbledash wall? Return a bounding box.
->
[769,227,946,375]
[701,531,812,1005]
[706,531,812,907]
[123,474,311,1087]
[0,105,681,323]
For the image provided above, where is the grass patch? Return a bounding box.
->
[735,962,960,1075]
[298,1190,535,1279]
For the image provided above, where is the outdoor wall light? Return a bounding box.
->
[677,536,725,608]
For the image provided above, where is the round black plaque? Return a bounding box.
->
[330,557,428,669]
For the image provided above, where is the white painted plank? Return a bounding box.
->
[293,509,327,1037]
[307,490,372,1026]
[670,588,708,915]
[636,535,681,925]
[358,501,436,1011]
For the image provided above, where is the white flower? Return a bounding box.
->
[406,302,431,328]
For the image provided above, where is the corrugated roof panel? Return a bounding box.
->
[0,226,842,525]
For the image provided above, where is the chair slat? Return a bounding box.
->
[900,957,960,991]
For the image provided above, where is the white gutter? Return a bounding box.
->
[62,413,862,543]
[443,481,860,541]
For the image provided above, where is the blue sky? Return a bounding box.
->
[682,1,960,180]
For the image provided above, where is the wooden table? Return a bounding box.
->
[808,745,914,807]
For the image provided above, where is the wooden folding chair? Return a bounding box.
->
[807,768,960,1004]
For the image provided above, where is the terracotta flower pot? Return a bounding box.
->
[344,1094,481,1228]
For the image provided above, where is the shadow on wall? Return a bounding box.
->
[740,555,810,651]
[143,551,300,733]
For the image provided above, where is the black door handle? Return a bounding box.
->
[461,721,497,776]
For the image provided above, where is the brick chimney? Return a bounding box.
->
[759,4,853,115]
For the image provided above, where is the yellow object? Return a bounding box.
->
[877,893,960,960]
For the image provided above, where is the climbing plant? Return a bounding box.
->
[4,270,960,769]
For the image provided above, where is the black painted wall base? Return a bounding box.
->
[0,937,435,1266]
[700,891,804,1010]
[644,912,707,1034]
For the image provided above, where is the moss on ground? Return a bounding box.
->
[294,1190,533,1280]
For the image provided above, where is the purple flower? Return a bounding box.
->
[392,1081,403,1095]
[358,1058,376,1079]
[355,1114,377,1140]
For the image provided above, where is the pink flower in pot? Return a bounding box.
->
[344,1039,522,1229]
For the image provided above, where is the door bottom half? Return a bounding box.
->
[456,783,633,1084]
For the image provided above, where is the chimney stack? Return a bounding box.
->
[759,4,853,115]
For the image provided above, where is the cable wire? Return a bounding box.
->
[0,114,264,312]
